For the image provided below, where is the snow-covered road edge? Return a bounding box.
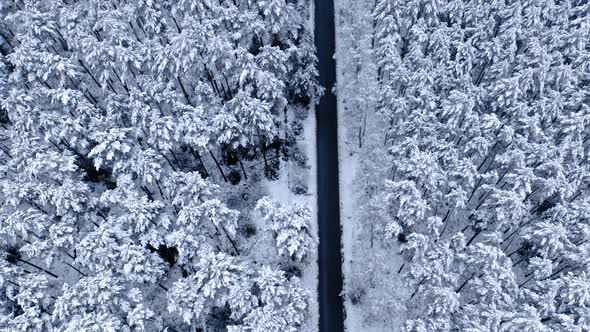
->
[333,1,360,330]
[264,1,319,330]
[305,1,319,330]
[303,102,319,332]
[262,103,319,332]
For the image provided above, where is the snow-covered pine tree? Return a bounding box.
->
[256,196,316,263]
[0,0,318,330]
[371,0,590,330]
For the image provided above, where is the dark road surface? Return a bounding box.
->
[314,0,345,331]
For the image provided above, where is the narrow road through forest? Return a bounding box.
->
[314,0,345,331]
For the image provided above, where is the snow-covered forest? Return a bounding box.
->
[2,0,590,331]
[0,0,320,331]
[341,0,590,331]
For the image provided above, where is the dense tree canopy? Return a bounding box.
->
[0,0,318,330]
[371,0,590,330]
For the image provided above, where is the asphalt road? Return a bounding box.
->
[314,0,345,331]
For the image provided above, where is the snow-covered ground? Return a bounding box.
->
[258,3,318,330]
[252,2,319,329]
[335,0,408,330]
[263,104,318,332]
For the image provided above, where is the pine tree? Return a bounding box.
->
[371,0,590,329]
[256,197,316,262]
[0,0,317,329]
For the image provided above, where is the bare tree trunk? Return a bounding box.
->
[261,143,269,174]
[209,150,228,182]
[239,159,248,180]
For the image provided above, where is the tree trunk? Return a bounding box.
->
[239,159,248,180]
[209,150,228,182]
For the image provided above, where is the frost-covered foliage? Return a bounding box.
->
[167,252,309,331]
[0,0,317,330]
[256,197,315,262]
[371,0,590,330]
